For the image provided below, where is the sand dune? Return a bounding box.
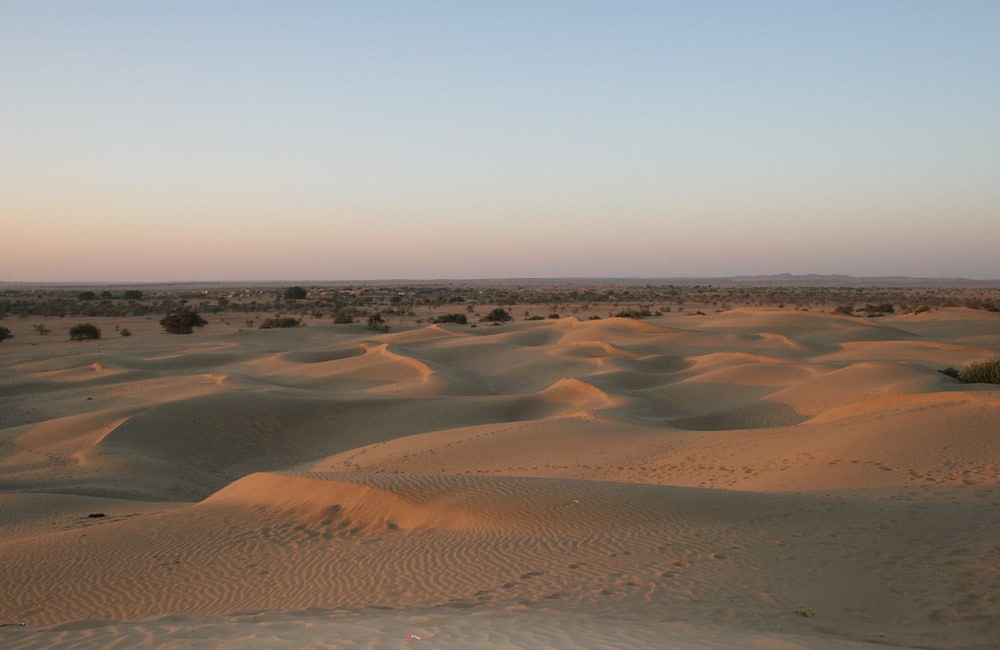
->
[1,308,998,648]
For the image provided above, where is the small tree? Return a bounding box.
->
[479,308,512,323]
[69,323,102,340]
[0,326,12,342]
[259,317,302,329]
[431,313,468,324]
[283,286,308,300]
[366,312,389,332]
[160,308,207,334]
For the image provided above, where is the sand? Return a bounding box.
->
[1,307,997,648]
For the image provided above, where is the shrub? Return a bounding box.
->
[34,323,50,335]
[833,305,854,315]
[479,308,512,323]
[332,310,355,324]
[160,309,207,334]
[940,359,1000,384]
[940,367,961,380]
[0,326,12,342]
[283,286,308,300]
[259,317,302,329]
[78,291,96,301]
[366,313,389,332]
[119,328,132,337]
[614,308,650,319]
[123,290,144,300]
[960,358,1000,384]
[431,313,467,324]
[69,323,101,340]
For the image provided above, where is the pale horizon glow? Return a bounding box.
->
[3,1,999,282]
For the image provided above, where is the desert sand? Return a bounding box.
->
[1,307,997,648]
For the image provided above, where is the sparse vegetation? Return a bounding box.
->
[283,286,308,300]
[793,605,815,618]
[34,323,50,335]
[943,358,1000,384]
[259,317,302,329]
[431,313,468,324]
[366,313,389,332]
[0,326,12,342]
[120,328,132,337]
[479,308,512,323]
[614,308,651,319]
[69,323,101,340]
[160,309,207,334]
[332,310,355,324]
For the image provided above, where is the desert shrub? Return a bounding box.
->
[120,328,132,337]
[160,308,207,334]
[431,313,467,324]
[0,326,12,342]
[78,291,96,301]
[940,367,962,379]
[259,317,302,329]
[123,290,144,300]
[283,286,308,300]
[332,310,355,324]
[525,315,545,321]
[366,313,389,332]
[69,323,101,340]
[479,308,512,323]
[833,305,854,315]
[34,323,50,335]
[960,359,1000,384]
[614,308,650,319]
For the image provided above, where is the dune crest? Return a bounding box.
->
[1,307,997,648]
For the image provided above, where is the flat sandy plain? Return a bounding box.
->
[1,305,998,648]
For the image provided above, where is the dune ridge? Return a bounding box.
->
[1,307,998,648]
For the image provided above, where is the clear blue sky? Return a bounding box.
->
[3,1,998,281]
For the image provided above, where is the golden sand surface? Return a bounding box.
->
[1,307,997,648]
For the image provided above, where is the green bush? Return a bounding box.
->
[479,308,512,323]
[160,309,207,334]
[69,323,101,340]
[941,359,1000,384]
[366,313,389,332]
[431,313,467,324]
[283,286,308,300]
[259,317,302,329]
[960,359,1000,384]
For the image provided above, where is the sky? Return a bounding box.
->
[2,1,999,282]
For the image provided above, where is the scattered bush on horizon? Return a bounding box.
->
[479,308,512,323]
[78,291,97,301]
[283,286,308,300]
[259,317,302,329]
[123,290,144,300]
[0,326,12,342]
[69,323,101,340]
[940,359,1000,384]
[160,308,207,334]
[431,313,467,325]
